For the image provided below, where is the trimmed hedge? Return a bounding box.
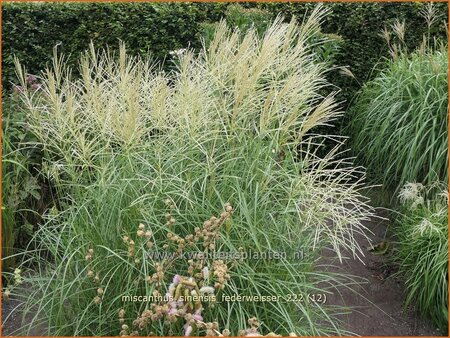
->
[1,2,227,89]
[256,2,448,106]
[2,2,447,103]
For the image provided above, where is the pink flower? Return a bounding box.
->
[31,83,42,91]
[192,313,203,321]
[12,85,24,94]
[173,274,181,286]
[184,325,193,336]
[26,74,37,84]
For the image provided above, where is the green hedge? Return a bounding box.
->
[1,2,227,89]
[2,2,447,103]
[256,2,448,106]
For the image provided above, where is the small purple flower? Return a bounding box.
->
[12,85,24,94]
[193,309,203,321]
[31,83,42,91]
[184,324,193,336]
[168,308,178,315]
[26,74,37,84]
[173,274,181,286]
[192,313,203,321]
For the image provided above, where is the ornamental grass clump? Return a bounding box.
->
[393,183,448,333]
[348,44,448,191]
[8,6,375,336]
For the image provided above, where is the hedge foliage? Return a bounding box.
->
[256,2,448,106]
[2,2,226,89]
[2,2,447,104]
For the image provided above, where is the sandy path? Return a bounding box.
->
[317,208,441,336]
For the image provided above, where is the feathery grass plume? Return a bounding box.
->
[9,6,375,336]
[420,2,441,37]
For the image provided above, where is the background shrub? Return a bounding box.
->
[258,2,448,105]
[1,2,225,89]
[1,95,47,274]
[3,1,447,105]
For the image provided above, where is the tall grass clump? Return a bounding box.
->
[348,45,448,191]
[7,7,375,336]
[393,183,448,332]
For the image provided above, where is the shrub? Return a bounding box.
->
[259,2,448,106]
[2,94,44,273]
[348,46,448,191]
[1,2,226,90]
[7,9,375,336]
[393,183,448,332]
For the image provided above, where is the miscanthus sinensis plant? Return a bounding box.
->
[393,182,448,332]
[348,39,448,192]
[8,6,374,336]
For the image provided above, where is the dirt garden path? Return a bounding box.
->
[317,208,442,336]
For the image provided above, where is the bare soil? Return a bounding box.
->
[2,294,48,336]
[317,208,442,336]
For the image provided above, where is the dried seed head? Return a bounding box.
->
[202,266,210,280]
[3,289,11,300]
[138,223,145,230]
[248,317,259,328]
[94,296,102,304]
[97,287,104,295]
